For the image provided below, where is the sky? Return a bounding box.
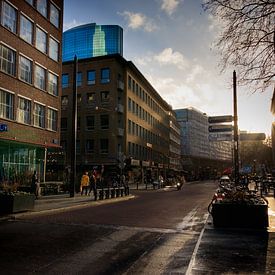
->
[63,0,274,136]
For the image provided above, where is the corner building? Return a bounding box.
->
[0,0,63,183]
[61,54,174,182]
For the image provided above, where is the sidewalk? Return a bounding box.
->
[187,194,275,274]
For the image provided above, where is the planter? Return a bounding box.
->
[211,201,269,229]
[0,193,35,215]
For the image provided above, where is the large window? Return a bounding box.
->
[62,74,69,88]
[86,140,94,153]
[48,72,58,96]
[100,139,108,154]
[86,116,95,130]
[0,44,16,76]
[100,91,109,101]
[17,97,31,124]
[19,55,32,84]
[20,15,33,44]
[34,64,46,90]
[87,70,95,85]
[33,103,45,128]
[0,89,14,120]
[1,1,17,33]
[101,68,110,83]
[47,108,57,131]
[49,37,59,61]
[37,0,47,17]
[50,3,59,28]
[36,27,47,53]
[100,115,109,129]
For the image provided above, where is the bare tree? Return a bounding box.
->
[203,0,275,93]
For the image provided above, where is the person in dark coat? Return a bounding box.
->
[31,171,39,199]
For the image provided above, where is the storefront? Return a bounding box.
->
[0,139,45,185]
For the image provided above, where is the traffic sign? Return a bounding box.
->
[209,133,232,141]
[208,115,233,124]
[208,124,233,132]
[240,133,266,141]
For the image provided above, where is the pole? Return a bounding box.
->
[43,147,47,183]
[233,70,239,185]
[70,55,78,197]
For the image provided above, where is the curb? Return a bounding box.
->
[1,195,136,220]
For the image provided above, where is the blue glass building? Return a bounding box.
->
[62,23,123,62]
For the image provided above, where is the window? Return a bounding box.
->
[0,44,16,76]
[37,0,47,17]
[25,0,34,6]
[34,64,46,90]
[36,27,47,53]
[101,68,110,83]
[87,92,95,104]
[100,115,109,129]
[86,116,95,130]
[1,1,17,33]
[77,72,82,87]
[128,75,132,90]
[61,117,67,131]
[33,103,45,128]
[19,55,32,84]
[49,37,59,61]
[20,15,33,44]
[47,108,57,131]
[48,72,58,96]
[50,3,59,28]
[61,95,68,106]
[62,74,69,88]
[77,94,81,104]
[86,140,94,153]
[0,89,14,120]
[100,91,109,101]
[100,139,108,154]
[87,70,95,85]
[17,97,31,124]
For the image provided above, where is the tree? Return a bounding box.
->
[203,0,275,93]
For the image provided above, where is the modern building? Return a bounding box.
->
[62,23,123,62]
[0,0,64,184]
[61,53,179,185]
[175,107,232,179]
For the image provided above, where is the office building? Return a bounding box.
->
[0,0,64,184]
[62,23,123,62]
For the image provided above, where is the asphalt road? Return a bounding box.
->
[0,180,217,274]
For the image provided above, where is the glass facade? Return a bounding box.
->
[62,23,123,62]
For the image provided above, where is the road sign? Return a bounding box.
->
[209,133,232,141]
[240,133,266,141]
[208,124,233,132]
[208,115,233,124]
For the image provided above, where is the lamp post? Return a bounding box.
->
[70,55,78,197]
[233,70,239,185]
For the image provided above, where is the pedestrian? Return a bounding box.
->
[80,171,89,195]
[88,173,97,200]
[31,171,39,199]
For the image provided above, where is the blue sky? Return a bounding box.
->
[63,0,274,136]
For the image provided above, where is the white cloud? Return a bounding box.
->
[63,19,84,31]
[154,48,188,70]
[119,11,157,32]
[161,0,182,16]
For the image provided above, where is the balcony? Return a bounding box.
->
[117,128,124,136]
[117,80,124,91]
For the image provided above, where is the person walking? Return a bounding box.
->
[88,172,97,200]
[31,171,39,199]
[80,171,89,195]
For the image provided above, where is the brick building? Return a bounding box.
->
[0,0,63,184]
[61,54,181,183]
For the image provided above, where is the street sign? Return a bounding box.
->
[208,124,233,132]
[240,133,266,141]
[209,133,232,141]
[208,115,233,124]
